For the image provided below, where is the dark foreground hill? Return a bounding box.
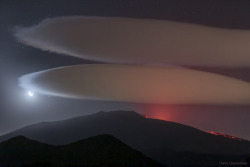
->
[0,111,250,166]
[0,134,164,167]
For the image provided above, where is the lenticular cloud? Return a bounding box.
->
[19,65,250,104]
[16,17,250,104]
[15,16,250,67]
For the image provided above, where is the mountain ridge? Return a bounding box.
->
[0,134,163,167]
[0,110,249,166]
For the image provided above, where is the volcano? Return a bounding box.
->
[0,111,249,166]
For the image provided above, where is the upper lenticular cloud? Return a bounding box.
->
[15,16,250,67]
[19,64,250,104]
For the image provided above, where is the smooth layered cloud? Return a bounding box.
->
[15,16,250,67]
[19,64,250,104]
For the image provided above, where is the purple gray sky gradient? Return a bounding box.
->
[0,0,249,140]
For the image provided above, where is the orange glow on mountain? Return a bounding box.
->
[142,104,173,121]
[140,104,245,141]
[207,131,242,141]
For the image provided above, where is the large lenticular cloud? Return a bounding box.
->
[19,64,250,104]
[15,16,250,67]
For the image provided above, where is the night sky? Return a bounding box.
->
[0,0,250,140]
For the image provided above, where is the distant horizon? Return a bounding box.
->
[1,110,249,141]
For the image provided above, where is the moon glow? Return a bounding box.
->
[28,91,34,97]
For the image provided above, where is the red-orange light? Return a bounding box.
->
[207,131,242,141]
[143,114,149,118]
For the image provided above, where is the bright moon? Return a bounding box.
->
[28,91,34,97]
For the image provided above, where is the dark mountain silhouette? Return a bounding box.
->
[0,134,164,167]
[0,111,249,166]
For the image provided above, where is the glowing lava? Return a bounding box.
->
[207,131,242,141]
[141,104,173,121]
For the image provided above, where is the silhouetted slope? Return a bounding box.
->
[143,147,250,167]
[0,134,163,167]
[0,136,54,166]
[0,111,250,166]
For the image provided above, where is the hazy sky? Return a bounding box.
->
[0,0,250,140]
